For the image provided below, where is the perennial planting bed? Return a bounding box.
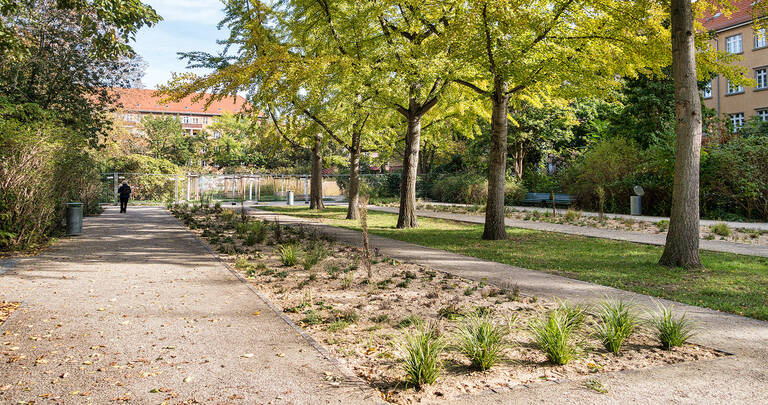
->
[171,205,723,403]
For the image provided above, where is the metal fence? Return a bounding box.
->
[99,173,348,204]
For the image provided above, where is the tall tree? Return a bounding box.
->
[451,0,670,240]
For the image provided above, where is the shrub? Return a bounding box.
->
[710,223,731,237]
[327,320,349,332]
[278,245,299,266]
[528,309,582,365]
[648,305,696,349]
[559,138,642,214]
[593,299,639,354]
[453,313,510,370]
[428,174,527,206]
[398,325,445,388]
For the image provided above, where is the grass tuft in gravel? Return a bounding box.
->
[648,304,696,349]
[399,324,445,389]
[593,299,639,354]
[528,308,582,365]
[452,313,512,371]
[278,244,299,266]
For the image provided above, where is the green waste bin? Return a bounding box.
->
[66,202,83,236]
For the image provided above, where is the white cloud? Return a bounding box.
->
[146,0,225,24]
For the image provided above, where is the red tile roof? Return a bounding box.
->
[112,88,248,115]
[701,0,761,31]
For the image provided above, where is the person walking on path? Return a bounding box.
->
[118,181,131,213]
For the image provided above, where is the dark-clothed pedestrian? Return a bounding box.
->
[118,182,131,213]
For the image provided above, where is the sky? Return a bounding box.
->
[132,0,227,90]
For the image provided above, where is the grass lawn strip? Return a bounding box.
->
[170,205,722,404]
[261,206,768,322]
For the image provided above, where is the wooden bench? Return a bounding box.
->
[522,192,576,207]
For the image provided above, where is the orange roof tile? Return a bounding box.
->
[112,88,249,115]
[701,0,761,31]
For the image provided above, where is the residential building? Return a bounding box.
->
[112,88,249,136]
[701,1,768,131]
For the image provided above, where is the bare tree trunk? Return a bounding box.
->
[659,0,702,269]
[346,131,362,220]
[397,112,421,228]
[511,141,526,179]
[310,133,325,210]
[483,83,510,240]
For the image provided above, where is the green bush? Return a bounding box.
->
[107,154,182,202]
[0,101,103,251]
[709,223,731,237]
[559,138,642,214]
[702,131,768,220]
[429,174,526,205]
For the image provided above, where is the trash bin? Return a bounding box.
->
[287,191,295,206]
[66,202,83,236]
[630,196,642,216]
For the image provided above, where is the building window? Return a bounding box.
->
[727,80,743,95]
[181,116,190,124]
[190,117,199,124]
[202,117,208,124]
[730,113,745,132]
[755,28,767,49]
[726,34,743,54]
[756,68,767,89]
[757,109,768,121]
[701,81,713,98]
[213,131,221,139]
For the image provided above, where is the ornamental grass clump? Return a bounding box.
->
[593,299,639,354]
[528,308,582,365]
[278,244,299,266]
[648,304,696,349]
[453,313,511,371]
[399,324,445,389]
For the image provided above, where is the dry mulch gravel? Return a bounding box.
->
[173,206,724,403]
[0,302,20,328]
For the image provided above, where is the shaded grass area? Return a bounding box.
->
[261,206,768,321]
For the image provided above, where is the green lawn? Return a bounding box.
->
[261,205,768,321]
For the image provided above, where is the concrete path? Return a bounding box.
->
[250,208,768,404]
[0,207,376,404]
[421,201,768,231]
[368,205,768,258]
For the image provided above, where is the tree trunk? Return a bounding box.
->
[659,0,702,269]
[483,82,510,240]
[346,131,362,220]
[512,141,525,179]
[310,133,325,210]
[397,112,421,228]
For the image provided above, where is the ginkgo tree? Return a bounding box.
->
[448,0,673,240]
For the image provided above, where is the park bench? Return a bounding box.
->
[522,192,576,207]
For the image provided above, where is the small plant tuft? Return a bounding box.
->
[528,309,582,365]
[453,313,511,371]
[278,244,299,266]
[398,324,444,389]
[593,299,639,354]
[710,223,731,237]
[648,304,696,349]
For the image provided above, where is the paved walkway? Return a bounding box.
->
[368,205,768,258]
[250,208,768,404]
[0,207,377,404]
[422,201,768,231]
